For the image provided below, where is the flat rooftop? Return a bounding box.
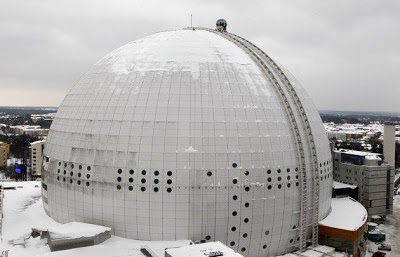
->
[333,181,357,190]
[319,197,367,231]
[334,149,381,158]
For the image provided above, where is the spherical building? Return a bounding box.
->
[42,27,333,256]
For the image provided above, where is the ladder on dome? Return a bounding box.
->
[199,27,320,251]
[0,184,3,236]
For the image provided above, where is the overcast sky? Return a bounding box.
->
[0,0,399,112]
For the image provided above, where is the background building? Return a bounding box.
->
[11,125,49,136]
[383,124,396,168]
[333,149,394,217]
[30,140,45,177]
[0,142,10,168]
[42,28,333,256]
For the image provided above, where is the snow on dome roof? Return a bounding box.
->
[97,30,261,78]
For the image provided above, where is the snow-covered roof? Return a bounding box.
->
[48,222,111,240]
[319,197,367,231]
[165,241,243,257]
[333,181,357,190]
[335,149,381,158]
[300,250,324,257]
[30,139,46,145]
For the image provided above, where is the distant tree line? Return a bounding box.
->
[320,113,400,125]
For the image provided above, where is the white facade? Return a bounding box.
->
[42,29,332,256]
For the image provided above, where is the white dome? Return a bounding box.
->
[42,29,333,256]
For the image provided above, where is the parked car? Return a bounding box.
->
[372,251,386,257]
[378,243,391,251]
[367,230,386,242]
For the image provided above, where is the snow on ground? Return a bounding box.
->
[165,241,242,257]
[0,181,191,257]
[0,181,59,256]
[365,195,400,257]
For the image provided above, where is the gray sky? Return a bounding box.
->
[0,0,399,112]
